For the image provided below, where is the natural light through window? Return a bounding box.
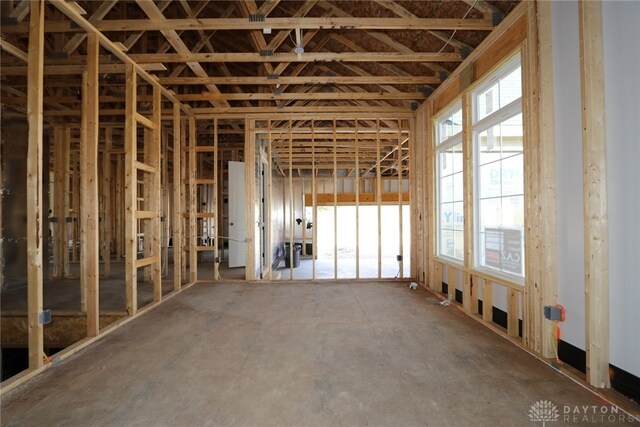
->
[473,54,524,280]
[435,103,464,263]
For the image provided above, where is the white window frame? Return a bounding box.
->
[435,102,464,265]
[472,53,525,284]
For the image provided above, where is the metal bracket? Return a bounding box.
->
[249,13,265,22]
[259,49,274,57]
[267,74,280,80]
[438,71,450,83]
[38,309,52,325]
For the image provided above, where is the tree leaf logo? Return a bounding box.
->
[528,400,560,426]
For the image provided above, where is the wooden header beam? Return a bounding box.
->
[158,76,440,85]
[176,92,425,101]
[127,52,461,63]
[1,17,494,33]
[1,63,167,76]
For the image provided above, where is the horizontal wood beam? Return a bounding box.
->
[304,193,410,204]
[1,63,167,76]
[48,0,190,115]
[176,92,425,101]
[1,17,494,33]
[159,75,440,85]
[192,106,411,116]
[128,52,461,63]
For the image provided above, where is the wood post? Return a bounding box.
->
[103,127,112,277]
[172,103,182,290]
[482,278,493,322]
[462,93,473,313]
[27,0,45,369]
[151,86,162,301]
[181,118,188,280]
[213,117,219,280]
[124,63,138,316]
[355,120,360,279]
[311,120,316,279]
[161,127,169,278]
[376,120,382,279]
[333,119,338,279]
[81,33,100,337]
[267,120,273,279]
[536,0,559,360]
[397,122,403,278]
[53,126,66,279]
[507,288,520,337]
[189,116,197,283]
[244,118,256,280]
[579,0,609,389]
[288,120,294,280]
[115,154,123,262]
[63,127,71,276]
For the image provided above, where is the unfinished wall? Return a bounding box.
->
[1,116,28,287]
[551,0,586,356]
[550,1,640,386]
[602,0,640,379]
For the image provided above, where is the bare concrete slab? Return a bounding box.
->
[1,282,637,426]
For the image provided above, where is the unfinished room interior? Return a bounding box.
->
[0,0,639,425]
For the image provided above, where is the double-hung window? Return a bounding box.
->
[435,103,464,263]
[472,53,524,280]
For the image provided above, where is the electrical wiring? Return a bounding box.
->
[436,0,479,54]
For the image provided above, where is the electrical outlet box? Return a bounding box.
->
[544,305,564,321]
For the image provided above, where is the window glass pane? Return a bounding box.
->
[452,143,463,173]
[479,198,502,231]
[478,124,501,165]
[440,229,455,258]
[479,163,501,199]
[500,113,523,158]
[440,202,455,229]
[477,81,499,121]
[439,150,453,176]
[451,109,463,136]
[452,171,463,202]
[437,107,462,144]
[440,175,453,203]
[501,154,524,197]
[500,66,522,107]
[453,231,465,260]
[453,202,464,231]
[472,54,523,279]
[436,107,463,263]
[438,120,449,143]
[501,196,524,228]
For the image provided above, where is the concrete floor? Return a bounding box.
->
[1,282,636,426]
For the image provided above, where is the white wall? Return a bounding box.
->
[602,0,640,377]
[551,1,640,378]
[552,0,586,351]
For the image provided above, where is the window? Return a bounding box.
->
[435,103,464,262]
[473,54,524,280]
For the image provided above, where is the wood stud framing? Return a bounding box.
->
[81,33,100,337]
[1,0,619,399]
[26,0,45,370]
[578,0,610,389]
